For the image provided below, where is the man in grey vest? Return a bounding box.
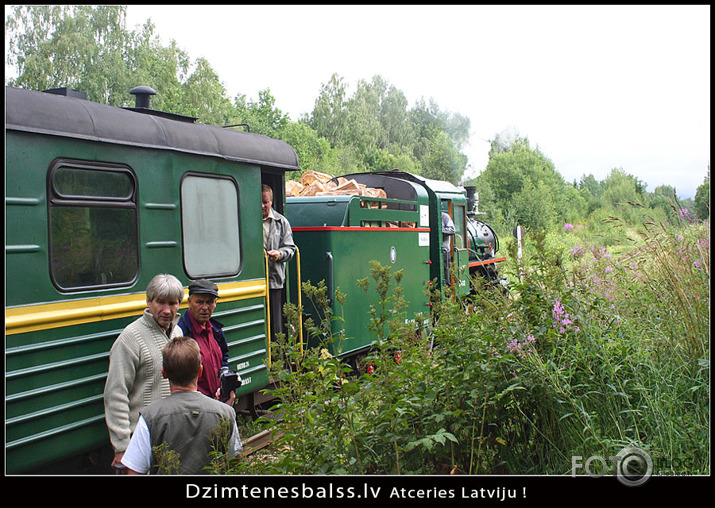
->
[121,336,242,474]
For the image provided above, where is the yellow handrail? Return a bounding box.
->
[265,246,304,368]
[264,250,272,369]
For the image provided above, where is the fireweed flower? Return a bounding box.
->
[507,334,537,354]
[552,300,577,333]
[564,223,574,231]
[552,300,565,320]
[590,246,609,259]
[569,245,585,258]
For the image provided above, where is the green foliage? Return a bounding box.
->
[152,442,182,474]
[237,216,708,476]
[279,122,342,176]
[421,131,465,184]
[694,168,710,220]
[7,5,127,102]
[232,88,289,138]
[179,57,235,125]
[472,129,706,244]
[474,135,577,232]
[307,73,470,181]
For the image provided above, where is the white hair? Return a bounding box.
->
[145,273,184,302]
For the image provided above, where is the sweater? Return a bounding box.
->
[103,309,182,452]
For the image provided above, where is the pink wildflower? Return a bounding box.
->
[569,245,585,258]
[552,300,576,334]
[508,334,536,354]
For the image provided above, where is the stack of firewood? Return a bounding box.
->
[286,170,387,198]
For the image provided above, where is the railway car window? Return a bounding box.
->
[54,167,133,199]
[49,162,138,290]
[453,205,466,249]
[181,175,241,277]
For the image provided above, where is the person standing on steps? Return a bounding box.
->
[441,211,455,286]
[262,183,296,340]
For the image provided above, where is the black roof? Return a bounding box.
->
[5,86,300,172]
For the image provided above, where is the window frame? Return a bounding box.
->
[180,172,243,280]
[47,159,139,292]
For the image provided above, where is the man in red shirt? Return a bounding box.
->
[177,279,235,405]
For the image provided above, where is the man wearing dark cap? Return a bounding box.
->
[177,279,234,404]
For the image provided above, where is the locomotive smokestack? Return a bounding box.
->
[130,86,157,109]
[465,186,478,213]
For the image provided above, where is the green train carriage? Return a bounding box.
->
[285,170,501,359]
[4,85,300,473]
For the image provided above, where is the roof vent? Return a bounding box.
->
[130,85,156,109]
[42,87,88,100]
[124,86,197,123]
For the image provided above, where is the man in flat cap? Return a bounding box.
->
[176,279,234,404]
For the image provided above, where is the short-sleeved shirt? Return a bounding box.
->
[121,391,241,474]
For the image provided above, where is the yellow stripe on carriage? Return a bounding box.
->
[4,279,267,335]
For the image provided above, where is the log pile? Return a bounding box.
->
[286,170,387,198]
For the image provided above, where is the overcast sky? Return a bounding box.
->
[125,5,709,198]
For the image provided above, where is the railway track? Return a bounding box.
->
[240,428,284,458]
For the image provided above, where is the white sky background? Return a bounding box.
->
[123,5,710,198]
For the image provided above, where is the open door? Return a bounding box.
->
[449,202,471,297]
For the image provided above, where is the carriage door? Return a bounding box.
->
[451,203,470,297]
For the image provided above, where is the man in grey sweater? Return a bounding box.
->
[103,273,185,473]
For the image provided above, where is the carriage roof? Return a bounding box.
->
[5,86,300,172]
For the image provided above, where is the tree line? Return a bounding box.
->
[473,132,709,239]
[6,5,709,238]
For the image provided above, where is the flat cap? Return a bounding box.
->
[188,279,219,298]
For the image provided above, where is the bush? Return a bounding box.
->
[230,218,709,476]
